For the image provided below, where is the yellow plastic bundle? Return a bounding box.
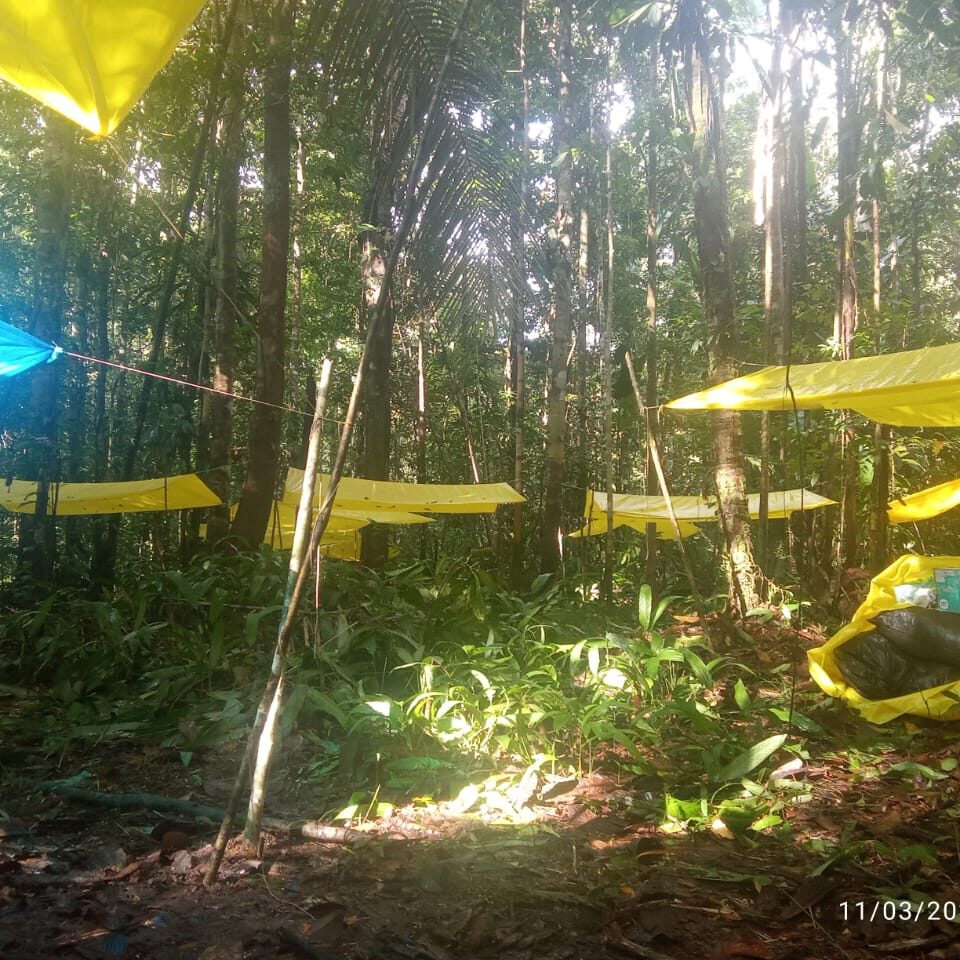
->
[808,554,960,723]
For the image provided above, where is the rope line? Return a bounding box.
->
[64,350,345,426]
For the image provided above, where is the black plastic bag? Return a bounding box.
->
[872,607,960,667]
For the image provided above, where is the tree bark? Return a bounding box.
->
[205,24,245,545]
[231,0,295,547]
[19,114,74,584]
[644,40,660,592]
[758,0,789,577]
[835,0,860,573]
[868,24,890,571]
[510,0,530,583]
[682,3,760,613]
[358,223,394,568]
[541,0,574,573]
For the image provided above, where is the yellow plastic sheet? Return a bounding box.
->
[808,554,960,723]
[888,478,960,524]
[569,488,834,540]
[666,342,960,427]
[263,501,433,552]
[0,1,206,136]
[284,470,525,514]
[0,474,220,515]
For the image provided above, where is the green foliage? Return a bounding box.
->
[0,548,288,751]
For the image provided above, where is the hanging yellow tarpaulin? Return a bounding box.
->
[569,488,835,540]
[0,0,206,136]
[284,469,525,514]
[808,554,960,723]
[263,501,434,551]
[567,515,702,541]
[666,341,960,427]
[0,473,220,514]
[888,478,960,524]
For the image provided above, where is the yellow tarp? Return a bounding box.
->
[808,554,960,723]
[0,474,220,515]
[569,488,835,539]
[888,478,960,524]
[666,342,960,427]
[263,501,434,552]
[0,1,206,136]
[284,470,525,514]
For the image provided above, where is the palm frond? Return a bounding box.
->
[311,0,534,328]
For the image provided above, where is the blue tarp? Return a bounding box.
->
[0,320,61,377]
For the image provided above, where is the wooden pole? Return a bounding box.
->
[624,351,707,627]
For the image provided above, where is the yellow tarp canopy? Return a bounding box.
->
[666,342,960,427]
[808,554,960,723]
[284,470,525,514]
[888,478,960,524]
[263,501,434,552]
[0,474,220,515]
[0,0,206,136]
[569,488,835,539]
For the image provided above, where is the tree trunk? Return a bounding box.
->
[205,27,245,545]
[541,0,574,573]
[601,130,615,602]
[682,4,760,614]
[510,0,530,583]
[231,0,294,547]
[644,41,660,591]
[868,25,890,572]
[19,114,74,584]
[758,0,789,577]
[358,223,394,568]
[835,0,860,572]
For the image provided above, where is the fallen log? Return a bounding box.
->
[39,783,367,843]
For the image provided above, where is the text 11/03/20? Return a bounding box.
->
[840,900,957,923]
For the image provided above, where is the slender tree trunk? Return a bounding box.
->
[19,114,73,584]
[232,0,294,547]
[510,0,530,582]
[602,130,615,602]
[758,0,788,578]
[87,190,114,594]
[358,221,395,568]
[835,0,860,572]
[206,27,245,545]
[644,41,660,591]
[541,0,574,573]
[576,200,590,504]
[868,26,890,571]
[682,7,760,613]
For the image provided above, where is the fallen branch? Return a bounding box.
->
[40,783,369,844]
[40,783,285,831]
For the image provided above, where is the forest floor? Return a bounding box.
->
[3,624,960,960]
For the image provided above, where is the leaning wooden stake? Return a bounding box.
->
[624,351,707,629]
[204,360,332,884]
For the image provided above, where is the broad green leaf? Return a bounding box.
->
[734,678,752,715]
[715,734,787,783]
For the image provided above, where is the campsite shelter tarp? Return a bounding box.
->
[0,0,206,136]
[568,488,835,539]
[0,320,62,376]
[263,501,434,552]
[284,469,525,514]
[887,477,960,524]
[0,474,220,514]
[665,341,960,427]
